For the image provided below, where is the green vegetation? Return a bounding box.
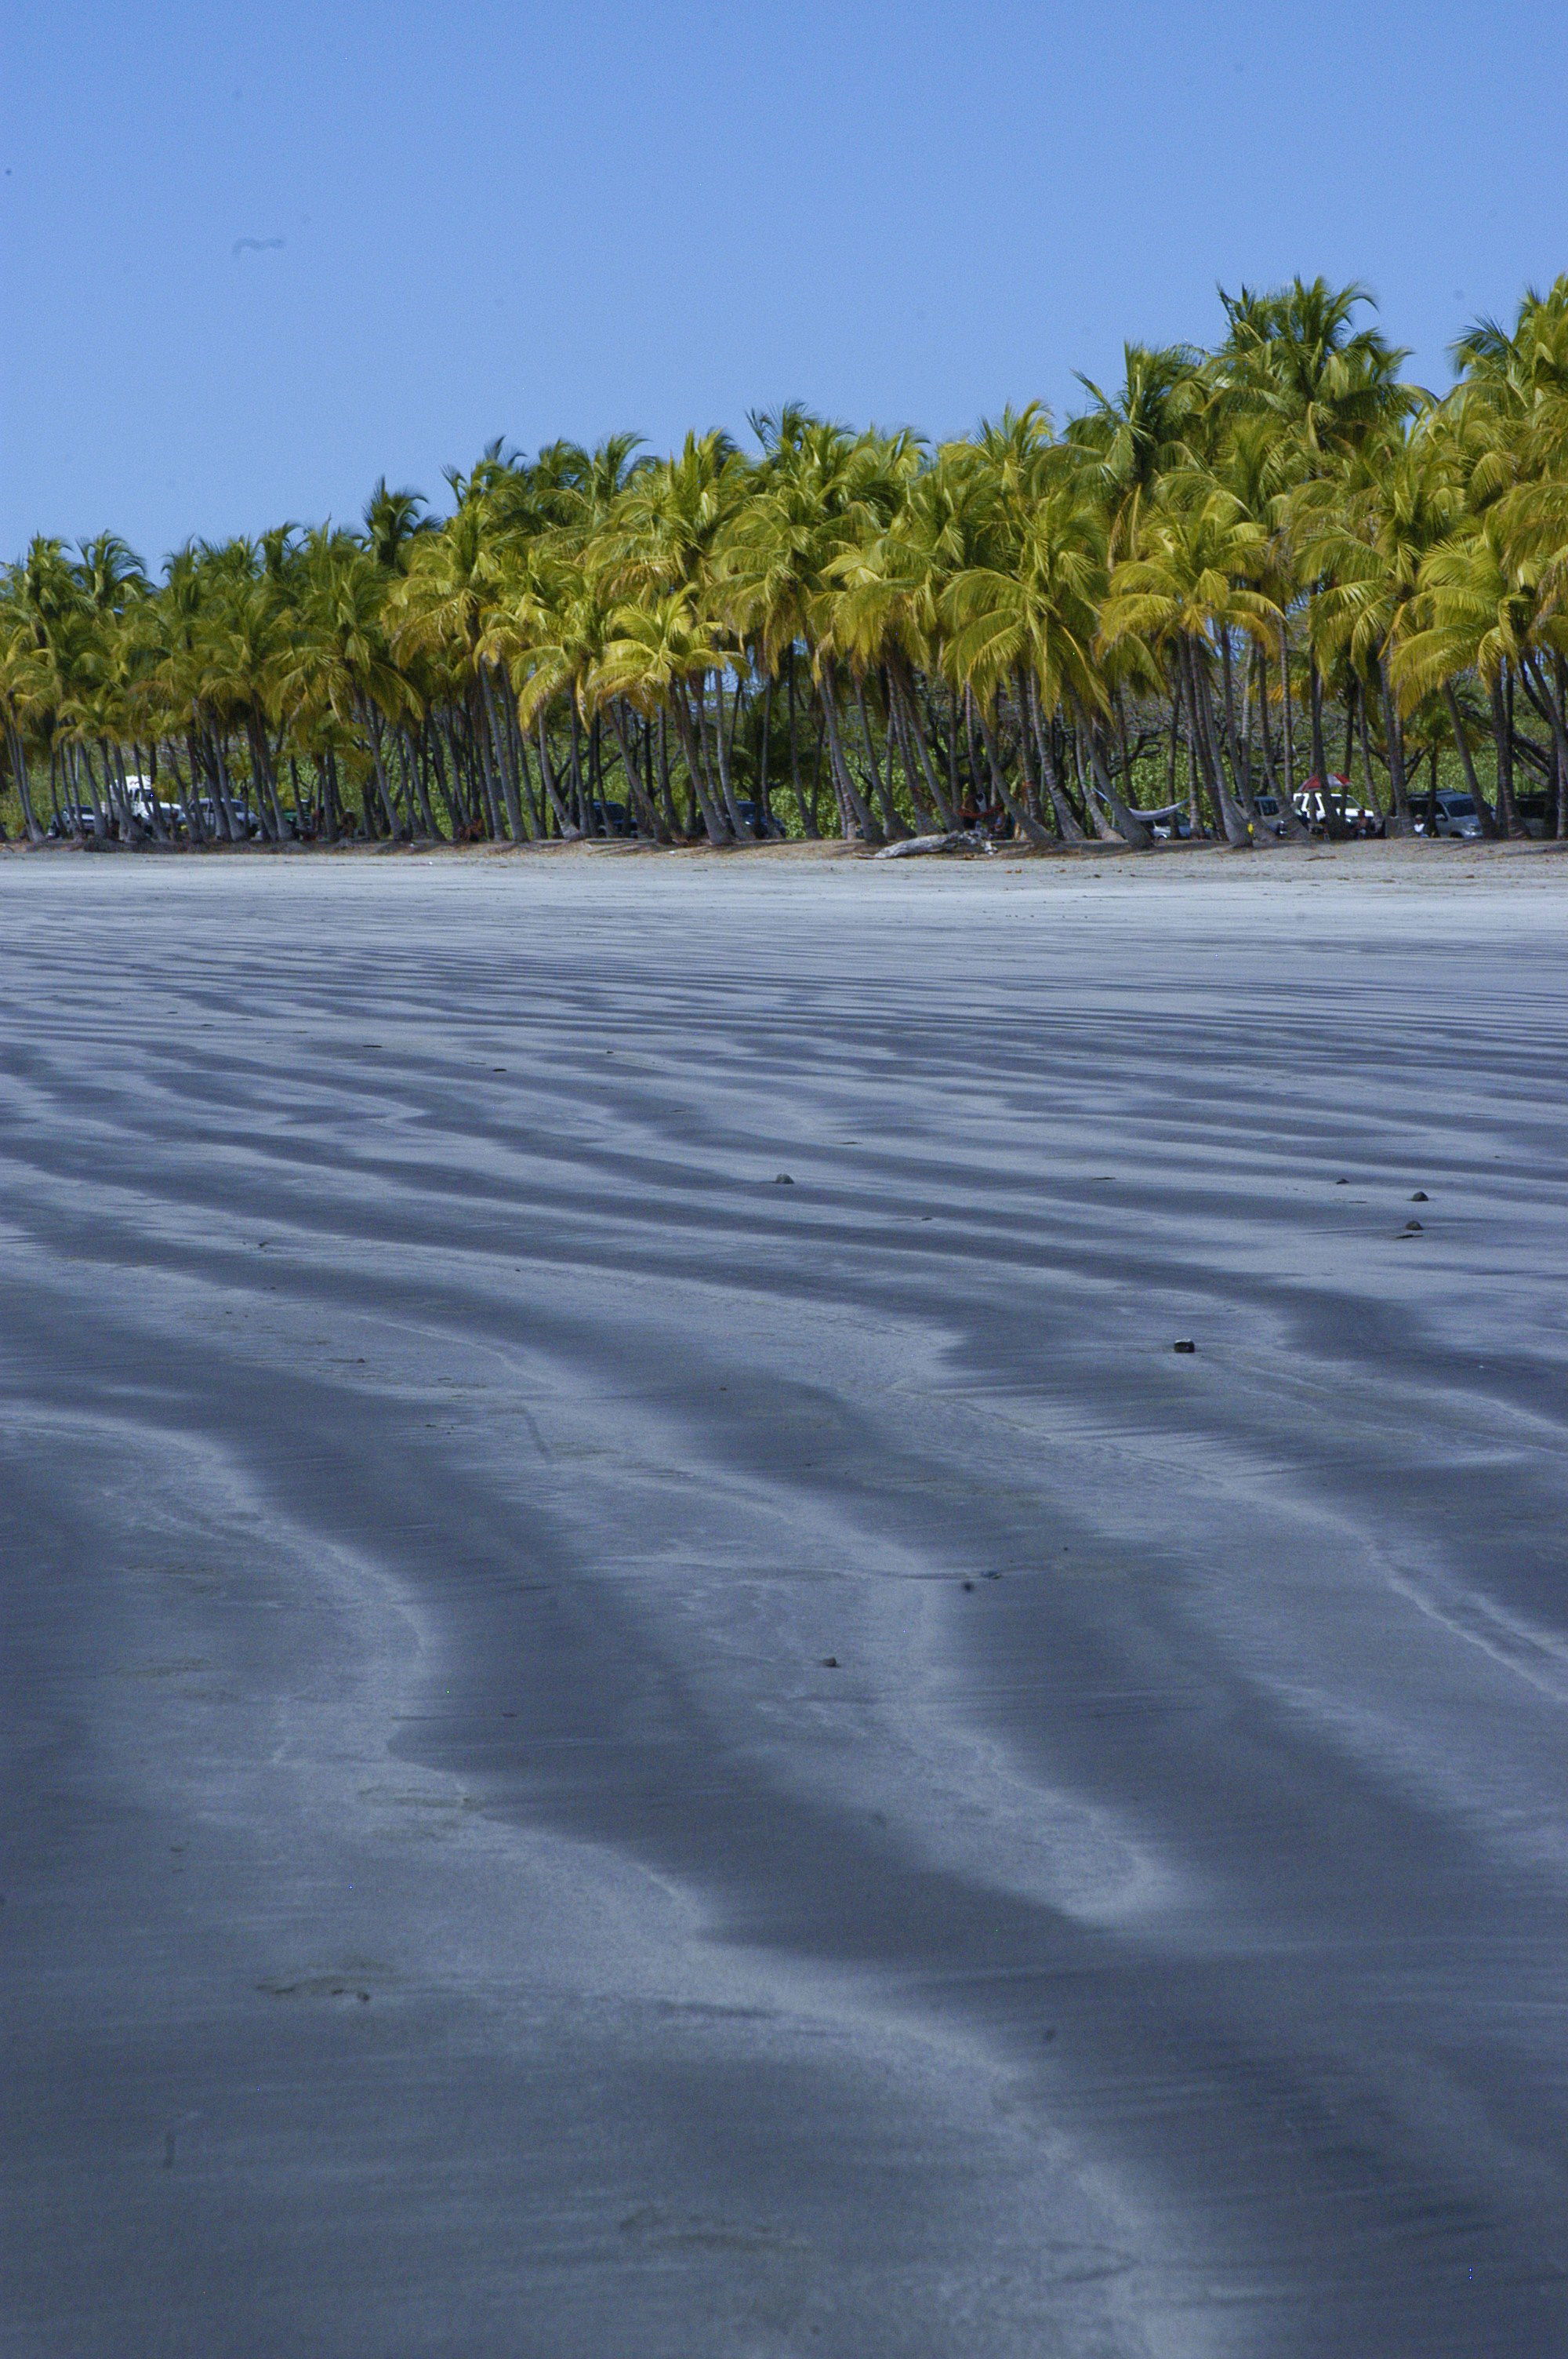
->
[7,277,1568,849]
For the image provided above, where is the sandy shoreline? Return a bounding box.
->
[11,826,1568,868]
[3,860,1566,2357]
[10,827,1568,906]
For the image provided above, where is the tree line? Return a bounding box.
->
[6,275,1568,851]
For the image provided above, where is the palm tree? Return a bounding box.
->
[1067,346,1210,557]
[1393,489,1568,834]
[1213,278,1418,466]
[1101,482,1283,844]
[283,531,412,838]
[1451,279,1568,418]
[586,592,734,842]
[362,481,437,575]
[13,276,1568,857]
[938,422,1112,843]
[1301,420,1463,833]
[391,503,528,838]
[720,420,916,838]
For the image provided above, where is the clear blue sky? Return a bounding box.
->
[5,0,1566,564]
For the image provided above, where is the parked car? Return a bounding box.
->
[1123,804,1192,839]
[1294,778,1384,836]
[1413,791,1486,840]
[122,783,186,834]
[586,798,637,837]
[1511,793,1555,838]
[732,798,786,839]
[47,805,115,839]
[129,799,189,838]
[194,798,263,839]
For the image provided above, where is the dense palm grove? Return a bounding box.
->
[6,277,1568,849]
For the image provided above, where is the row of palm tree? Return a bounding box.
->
[8,276,1568,850]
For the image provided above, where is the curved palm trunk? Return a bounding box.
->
[396,725,441,839]
[606,701,666,839]
[356,698,401,836]
[478,663,528,841]
[1521,655,1568,837]
[1069,713,1123,841]
[1441,682,1499,837]
[1023,672,1084,841]
[1279,631,1298,822]
[785,648,817,838]
[886,682,943,832]
[108,740,154,842]
[975,707,1052,845]
[507,707,545,837]
[244,713,288,840]
[756,674,776,831]
[132,743,172,843]
[169,737,206,842]
[1308,655,1328,783]
[460,689,497,836]
[321,747,342,843]
[1308,658,1352,839]
[1181,643,1250,846]
[1255,648,1312,839]
[855,680,908,837]
[1354,683,1383,829]
[212,729,243,841]
[815,672,879,841]
[533,714,575,836]
[1069,694,1152,848]
[654,712,682,837]
[703,673,750,838]
[890,660,956,831]
[74,743,110,840]
[1492,672,1520,836]
[196,720,236,841]
[670,691,731,844]
[1217,629,1253,810]
[4,722,44,841]
[568,706,590,833]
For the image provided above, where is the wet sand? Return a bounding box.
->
[3,852,1566,2357]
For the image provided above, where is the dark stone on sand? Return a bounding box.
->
[1174,1339,1196,1352]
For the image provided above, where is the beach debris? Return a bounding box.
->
[1411,1190,1428,1201]
[820,1656,840,1668]
[773,1172,794,1183]
[962,1579,975,1591]
[1404,1219,1424,1231]
[873,830,988,859]
[1173,1339,1196,1353]
[1336,1177,1348,1185]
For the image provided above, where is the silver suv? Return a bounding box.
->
[1415,792,1485,840]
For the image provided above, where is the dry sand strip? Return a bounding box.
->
[2,856,1566,2359]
